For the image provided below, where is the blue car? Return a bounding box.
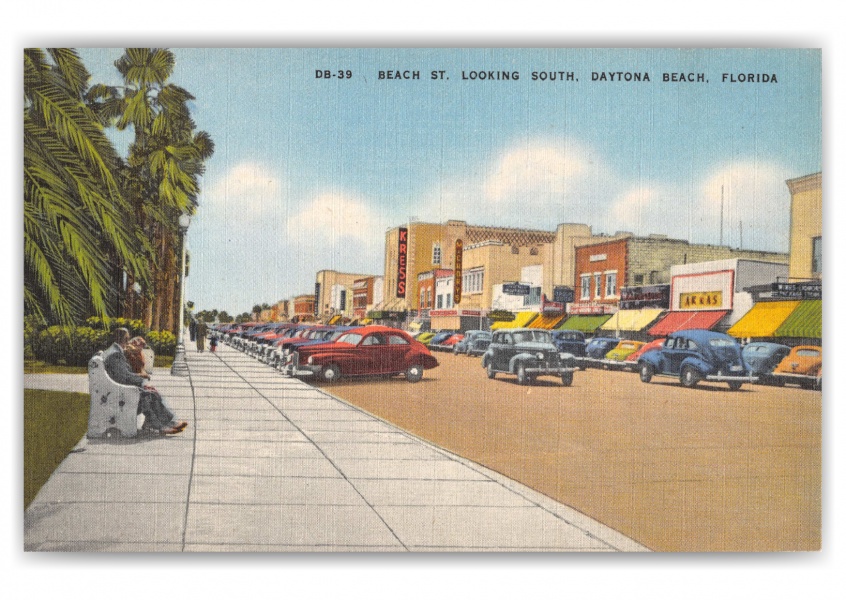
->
[453,330,488,355]
[638,329,756,391]
[742,342,792,383]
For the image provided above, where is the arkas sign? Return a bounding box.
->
[679,291,723,309]
[396,227,408,298]
[453,239,463,304]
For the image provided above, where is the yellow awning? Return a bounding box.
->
[599,308,665,332]
[727,301,801,338]
[529,314,565,329]
[328,315,341,325]
[491,311,538,330]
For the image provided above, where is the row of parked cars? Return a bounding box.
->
[215,322,440,383]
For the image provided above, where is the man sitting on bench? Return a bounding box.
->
[103,328,187,435]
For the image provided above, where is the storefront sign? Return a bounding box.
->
[619,284,671,310]
[429,309,485,317]
[589,253,608,262]
[566,302,617,315]
[313,282,321,316]
[541,294,565,314]
[396,227,408,298]
[503,282,531,296]
[679,291,723,309]
[454,239,463,304]
[553,286,575,304]
[771,281,822,299]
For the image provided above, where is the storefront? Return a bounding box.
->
[557,314,613,334]
[429,309,488,332]
[599,308,665,339]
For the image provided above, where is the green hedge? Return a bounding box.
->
[26,317,176,367]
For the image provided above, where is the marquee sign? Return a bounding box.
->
[396,227,408,298]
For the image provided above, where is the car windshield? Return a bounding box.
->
[336,333,362,345]
[512,330,552,344]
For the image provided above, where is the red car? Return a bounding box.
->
[292,325,439,383]
[624,338,665,371]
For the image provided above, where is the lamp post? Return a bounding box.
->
[171,213,191,376]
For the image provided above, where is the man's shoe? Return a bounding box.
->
[161,426,183,435]
[174,421,188,431]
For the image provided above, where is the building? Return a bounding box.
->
[292,294,316,322]
[381,220,607,317]
[786,172,822,281]
[314,270,376,321]
[572,234,788,314]
[352,276,383,319]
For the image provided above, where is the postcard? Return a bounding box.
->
[23,47,821,553]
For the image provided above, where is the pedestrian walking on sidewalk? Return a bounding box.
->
[196,321,207,352]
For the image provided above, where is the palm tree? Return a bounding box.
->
[24,48,149,325]
[91,48,214,332]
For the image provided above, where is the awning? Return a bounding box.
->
[647,310,729,337]
[557,314,613,333]
[774,299,822,339]
[599,308,665,333]
[528,314,565,329]
[726,301,800,338]
[491,311,539,330]
[328,315,342,325]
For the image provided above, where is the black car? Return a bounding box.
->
[481,328,576,386]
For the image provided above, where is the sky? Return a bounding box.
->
[77,47,822,316]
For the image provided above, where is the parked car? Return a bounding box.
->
[415,332,436,346]
[466,331,492,356]
[431,333,463,352]
[604,340,645,368]
[551,330,587,358]
[772,345,822,389]
[292,325,439,383]
[453,330,488,355]
[742,342,792,383]
[637,329,755,390]
[580,336,621,368]
[481,328,577,386]
[623,338,665,370]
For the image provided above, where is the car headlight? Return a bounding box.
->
[307,356,313,365]
[560,352,567,360]
[536,352,544,360]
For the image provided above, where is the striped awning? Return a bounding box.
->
[726,301,800,338]
[490,311,539,330]
[647,310,728,337]
[599,308,665,333]
[774,300,822,339]
[328,315,342,325]
[557,314,613,334]
[528,314,565,329]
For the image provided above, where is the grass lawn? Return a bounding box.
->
[24,389,90,509]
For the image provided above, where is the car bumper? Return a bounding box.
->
[524,366,577,375]
[705,374,758,383]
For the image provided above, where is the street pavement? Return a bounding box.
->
[24,340,648,552]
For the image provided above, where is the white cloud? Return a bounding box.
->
[203,161,287,220]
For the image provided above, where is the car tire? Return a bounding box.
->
[639,363,654,383]
[728,381,743,391]
[405,364,424,383]
[321,363,341,383]
[561,371,573,387]
[517,363,530,386]
[680,366,700,388]
[486,363,496,379]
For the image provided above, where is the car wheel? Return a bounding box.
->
[680,366,700,388]
[405,364,424,383]
[517,363,530,386]
[639,363,654,383]
[728,381,742,391]
[321,363,341,383]
[486,363,496,379]
[561,371,573,387]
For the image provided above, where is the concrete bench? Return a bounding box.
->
[86,352,142,438]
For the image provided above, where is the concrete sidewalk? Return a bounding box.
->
[24,341,648,552]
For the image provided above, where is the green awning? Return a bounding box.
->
[774,300,822,339]
[557,314,613,333]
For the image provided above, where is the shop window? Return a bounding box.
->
[432,242,442,266]
[633,274,644,286]
[420,289,426,308]
[437,295,443,309]
[581,275,591,300]
[530,247,539,256]
[446,293,452,308]
[812,236,822,274]
[526,287,541,306]
[594,274,602,299]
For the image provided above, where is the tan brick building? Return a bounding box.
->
[314,270,376,320]
[786,172,822,281]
